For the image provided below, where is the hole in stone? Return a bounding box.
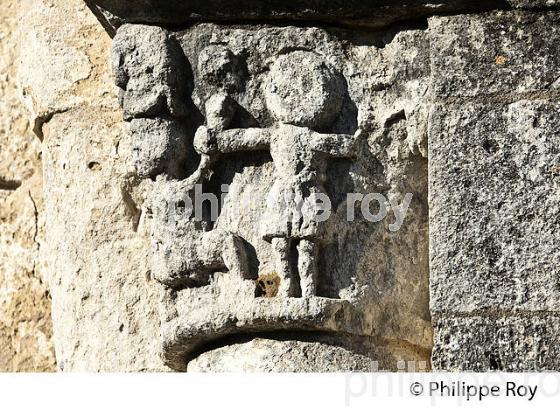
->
[482,139,498,154]
[88,161,102,171]
[486,352,503,371]
[0,178,22,191]
[290,239,303,298]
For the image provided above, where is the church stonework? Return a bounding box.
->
[112,23,431,371]
[4,0,560,372]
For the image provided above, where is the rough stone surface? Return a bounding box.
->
[429,11,560,98]
[429,12,560,370]
[113,22,431,371]
[111,25,189,120]
[5,0,560,373]
[17,0,167,371]
[0,175,56,372]
[0,0,56,372]
[431,100,560,312]
[433,317,560,371]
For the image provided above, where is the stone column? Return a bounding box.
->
[16,0,165,371]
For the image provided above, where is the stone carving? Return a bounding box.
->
[113,22,431,371]
[194,50,361,297]
[112,25,191,179]
[5,0,557,373]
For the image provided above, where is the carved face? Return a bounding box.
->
[264,51,344,129]
[197,45,244,94]
[112,25,188,119]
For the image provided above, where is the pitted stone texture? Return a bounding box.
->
[188,337,427,372]
[42,107,166,371]
[433,316,560,371]
[0,1,40,186]
[197,45,245,96]
[429,11,560,97]
[18,0,116,140]
[127,118,189,178]
[112,23,431,370]
[429,12,560,371]
[188,339,372,372]
[430,102,560,313]
[0,0,55,372]
[17,0,167,371]
[0,175,56,371]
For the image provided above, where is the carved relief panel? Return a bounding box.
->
[112,22,431,371]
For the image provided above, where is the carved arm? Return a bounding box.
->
[310,130,362,158]
[194,126,272,155]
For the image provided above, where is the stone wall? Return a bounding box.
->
[429,11,560,371]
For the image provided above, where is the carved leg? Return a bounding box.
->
[221,234,250,280]
[271,237,294,297]
[297,239,317,298]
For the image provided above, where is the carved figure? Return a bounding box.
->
[194,51,361,297]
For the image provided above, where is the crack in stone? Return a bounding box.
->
[27,189,40,250]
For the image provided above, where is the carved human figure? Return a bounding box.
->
[150,45,252,289]
[194,51,360,297]
[112,25,190,178]
[111,31,250,288]
[108,23,432,372]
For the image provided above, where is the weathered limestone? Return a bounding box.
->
[433,317,560,371]
[85,0,560,32]
[429,12,560,370]
[3,0,559,373]
[188,337,409,372]
[16,0,166,371]
[429,11,560,98]
[0,0,56,371]
[0,175,55,371]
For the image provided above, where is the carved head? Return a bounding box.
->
[112,24,188,119]
[197,45,244,94]
[264,51,344,129]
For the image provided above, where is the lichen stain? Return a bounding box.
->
[255,272,281,298]
[495,55,507,65]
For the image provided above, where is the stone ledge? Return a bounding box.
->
[85,0,560,33]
